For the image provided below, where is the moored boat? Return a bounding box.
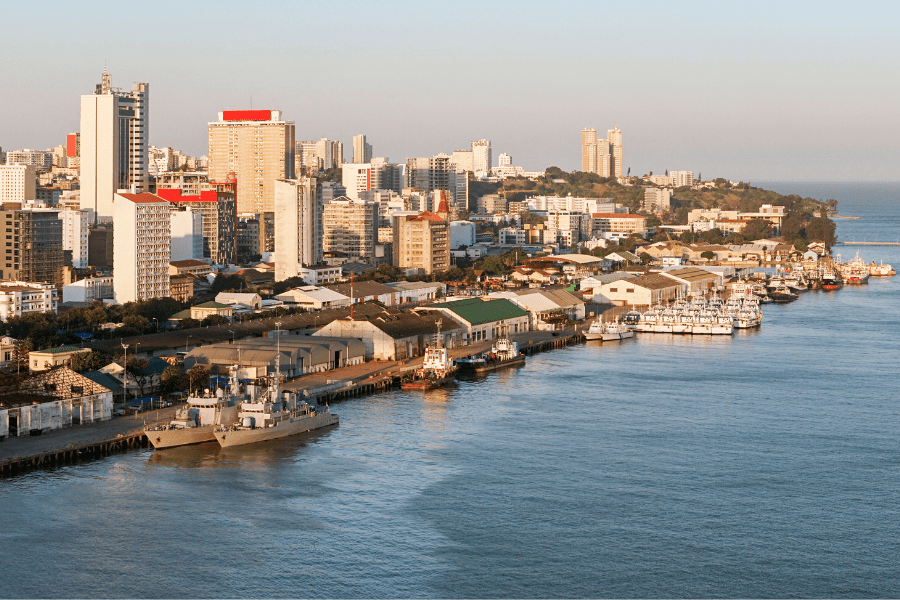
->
[456,336,526,373]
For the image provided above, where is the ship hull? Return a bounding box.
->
[214,412,339,448]
[147,425,216,449]
[400,374,454,390]
[458,355,526,374]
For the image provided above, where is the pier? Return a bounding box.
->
[835,241,900,246]
[1,328,585,477]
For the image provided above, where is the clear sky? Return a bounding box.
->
[2,0,898,181]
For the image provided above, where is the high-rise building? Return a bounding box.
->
[0,165,37,203]
[88,223,113,269]
[392,211,450,275]
[59,207,93,269]
[66,133,80,163]
[112,193,170,303]
[581,128,597,173]
[295,141,319,176]
[0,205,64,285]
[608,127,623,178]
[406,154,468,208]
[314,138,335,171]
[471,139,492,175]
[156,175,238,265]
[670,170,694,188]
[169,208,204,261]
[642,187,671,214]
[5,149,54,173]
[274,178,320,282]
[322,198,378,258]
[207,109,295,214]
[450,149,474,172]
[333,140,344,167]
[80,69,149,219]
[352,134,372,164]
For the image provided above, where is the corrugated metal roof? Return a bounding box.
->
[428,298,528,325]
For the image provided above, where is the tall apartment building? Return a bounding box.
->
[5,149,53,173]
[274,178,320,282]
[112,193,170,303]
[60,207,93,269]
[642,187,672,214]
[322,198,378,258]
[236,215,263,261]
[0,164,37,203]
[546,210,590,248]
[314,138,336,171]
[296,141,319,176]
[393,211,450,275]
[333,140,343,167]
[88,223,113,269]
[155,175,238,265]
[581,128,597,173]
[471,139,492,176]
[80,69,150,219]
[581,126,621,177]
[66,133,80,169]
[670,170,694,188]
[450,149,474,172]
[0,205,64,285]
[169,208,204,261]
[406,154,468,208]
[207,109,295,214]
[352,134,372,164]
[608,127,623,177]
[342,160,404,200]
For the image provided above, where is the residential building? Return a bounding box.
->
[207,109,295,213]
[499,227,527,245]
[0,281,58,320]
[112,193,170,303]
[450,220,476,249]
[274,178,320,281]
[546,210,590,247]
[450,149,474,172]
[526,195,618,214]
[322,197,378,258]
[155,177,238,265]
[295,141,319,176]
[314,138,336,171]
[477,194,507,214]
[670,170,694,187]
[0,206,64,285]
[643,187,672,213]
[393,211,450,274]
[169,274,195,302]
[581,128,612,177]
[61,276,114,303]
[80,68,150,219]
[236,215,263,260]
[5,149,53,172]
[352,134,372,164]
[299,265,342,286]
[190,301,233,321]
[0,164,37,203]
[154,170,207,195]
[169,259,212,278]
[472,139,492,176]
[29,346,91,372]
[608,127,623,177]
[406,154,468,207]
[87,223,113,269]
[591,213,648,238]
[59,207,93,268]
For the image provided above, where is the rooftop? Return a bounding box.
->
[427,297,528,325]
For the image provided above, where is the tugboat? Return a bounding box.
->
[401,320,456,390]
[455,328,526,373]
[145,365,243,449]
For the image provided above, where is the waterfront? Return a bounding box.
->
[2,183,899,598]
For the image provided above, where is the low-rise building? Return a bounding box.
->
[386,281,446,304]
[170,259,213,277]
[215,292,262,310]
[190,301,233,321]
[61,276,114,304]
[29,346,91,372]
[300,265,342,286]
[595,273,685,307]
[325,281,399,306]
[0,281,58,320]
[591,213,647,238]
[490,289,585,330]
[660,267,723,295]
[417,297,530,343]
[275,286,350,310]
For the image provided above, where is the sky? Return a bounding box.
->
[2,0,898,181]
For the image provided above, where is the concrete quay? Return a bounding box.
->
[0,327,585,477]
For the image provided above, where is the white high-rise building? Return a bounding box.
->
[352,134,372,164]
[315,138,335,171]
[80,69,149,220]
[0,164,37,203]
[59,207,93,269]
[342,163,372,200]
[498,153,512,167]
[169,208,203,261]
[471,139,492,176]
[113,192,170,303]
[608,127,623,177]
[274,178,320,281]
[670,170,694,188]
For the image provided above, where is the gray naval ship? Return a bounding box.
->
[145,365,243,449]
[214,355,338,448]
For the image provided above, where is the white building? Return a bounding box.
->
[274,178,320,282]
[472,139,492,177]
[299,265,342,286]
[449,220,476,249]
[546,210,591,247]
[449,149,474,172]
[526,195,619,214]
[275,286,350,310]
[499,227,527,245]
[0,281,58,320]
[61,277,114,304]
[80,69,150,219]
[352,134,372,164]
[0,164,37,203]
[59,207,93,268]
[5,149,53,172]
[671,170,694,188]
[643,187,672,213]
[169,208,203,262]
[113,193,170,303]
[341,163,372,200]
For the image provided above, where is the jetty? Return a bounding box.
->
[1,328,584,477]
[835,241,900,246]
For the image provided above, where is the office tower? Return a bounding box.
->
[393,211,450,275]
[352,134,372,164]
[80,69,149,219]
[207,109,295,213]
[156,175,237,265]
[471,139,492,175]
[314,138,335,171]
[113,193,170,303]
[608,127,623,178]
[274,178,320,282]
[0,165,37,203]
[322,198,378,258]
[88,223,113,269]
[0,205,64,285]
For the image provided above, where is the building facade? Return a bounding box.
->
[352,134,372,164]
[274,178,320,281]
[112,193,170,303]
[155,177,237,265]
[207,109,295,213]
[393,211,450,275]
[322,198,377,258]
[0,281,58,320]
[0,164,37,203]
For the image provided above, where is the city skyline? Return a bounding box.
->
[2,1,899,181]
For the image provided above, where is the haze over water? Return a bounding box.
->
[2,183,899,598]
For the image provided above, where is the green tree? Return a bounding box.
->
[740,219,774,241]
[69,350,111,373]
[201,315,230,327]
[160,364,188,395]
[188,365,210,393]
[701,250,716,261]
[806,217,837,247]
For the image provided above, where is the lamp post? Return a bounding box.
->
[121,343,129,407]
[152,317,159,333]
[275,321,282,382]
[228,329,235,344]
[186,335,192,353]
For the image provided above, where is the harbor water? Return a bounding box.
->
[2,183,899,598]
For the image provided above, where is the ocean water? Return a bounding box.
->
[1,183,899,598]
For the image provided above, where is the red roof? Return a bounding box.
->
[117,193,168,203]
[412,211,445,222]
[591,213,645,219]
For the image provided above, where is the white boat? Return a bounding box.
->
[145,365,243,449]
[586,318,634,341]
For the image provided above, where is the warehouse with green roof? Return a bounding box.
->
[415,297,530,343]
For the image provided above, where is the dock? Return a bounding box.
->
[1,328,585,477]
[835,241,900,246]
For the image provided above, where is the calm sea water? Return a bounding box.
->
[2,183,899,598]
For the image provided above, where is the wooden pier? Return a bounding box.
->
[0,432,150,477]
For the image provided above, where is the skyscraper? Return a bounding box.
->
[112,192,170,303]
[581,128,597,173]
[80,69,149,219]
[274,178,320,281]
[352,134,372,164]
[608,127,623,178]
[471,139,492,175]
[207,109,295,213]
[581,126,621,178]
